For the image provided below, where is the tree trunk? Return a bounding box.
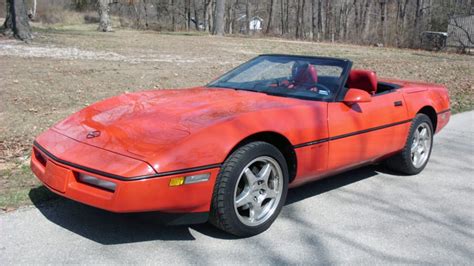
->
[317,0,322,40]
[285,0,289,35]
[203,0,210,31]
[413,0,424,47]
[311,0,318,40]
[225,1,232,33]
[208,0,214,32]
[1,0,32,41]
[155,0,160,25]
[32,0,37,19]
[324,0,331,39]
[170,0,176,31]
[193,0,200,31]
[97,0,112,32]
[213,0,225,35]
[265,0,274,34]
[143,0,149,29]
[379,1,386,44]
[296,0,305,39]
[184,0,191,31]
[353,0,360,38]
[245,0,250,34]
[362,0,370,41]
[296,0,302,38]
[280,0,285,34]
[302,0,306,38]
[188,0,192,30]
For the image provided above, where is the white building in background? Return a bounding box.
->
[249,16,263,31]
[237,15,264,33]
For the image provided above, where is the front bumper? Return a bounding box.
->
[30,145,220,214]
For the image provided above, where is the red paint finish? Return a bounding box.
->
[328,90,409,171]
[381,78,451,133]
[49,88,329,175]
[346,69,378,94]
[342,88,372,105]
[31,147,219,213]
[31,73,450,214]
[35,129,155,178]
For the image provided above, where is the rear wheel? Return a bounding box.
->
[209,141,288,237]
[385,113,434,175]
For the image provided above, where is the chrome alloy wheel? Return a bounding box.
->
[411,122,432,168]
[233,156,283,227]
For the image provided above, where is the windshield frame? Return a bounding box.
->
[206,54,353,102]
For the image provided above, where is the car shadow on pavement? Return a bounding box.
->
[29,164,387,244]
[285,165,383,206]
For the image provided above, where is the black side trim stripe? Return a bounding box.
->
[294,119,413,149]
[293,138,329,149]
[437,109,451,115]
[33,141,221,181]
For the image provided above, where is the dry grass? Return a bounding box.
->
[36,8,85,25]
[0,24,472,209]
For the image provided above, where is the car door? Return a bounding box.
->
[327,90,410,172]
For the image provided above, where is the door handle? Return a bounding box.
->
[394,101,403,107]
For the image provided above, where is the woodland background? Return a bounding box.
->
[1,0,473,49]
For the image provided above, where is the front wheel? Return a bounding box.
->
[209,141,289,237]
[385,113,434,175]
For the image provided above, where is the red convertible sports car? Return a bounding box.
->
[31,54,450,236]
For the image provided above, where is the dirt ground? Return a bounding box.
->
[0,24,473,209]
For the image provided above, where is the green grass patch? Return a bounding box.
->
[0,164,58,211]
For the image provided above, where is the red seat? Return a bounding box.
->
[293,64,318,87]
[346,69,378,94]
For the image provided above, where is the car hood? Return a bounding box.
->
[53,87,299,162]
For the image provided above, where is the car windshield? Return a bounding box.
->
[207,55,351,101]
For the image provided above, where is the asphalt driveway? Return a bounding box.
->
[1,111,473,264]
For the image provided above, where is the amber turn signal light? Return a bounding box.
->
[169,173,210,187]
[169,177,185,187]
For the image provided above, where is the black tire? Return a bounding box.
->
[385,113,434,175]
[209,141,289,237]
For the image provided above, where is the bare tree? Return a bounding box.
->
[280,0,286,34]
[379,0,386,44]
[143,0,149,29]
[169,0,176,30]
[98,0,112,32]
[338,0,353,40]
[448,16,474,54]
[265,0,274,34]
[311,0,317,40]
[317,0,322,39]
[245,0,250,34]
[56,0,472,50]
[184,0,191,30]
[397,0,410,37]
[1,0,32,41]
[31,0,37,19]
[295,0,305,39]
[203,0,210,31]
[213,0,226,35]
[193,0,200,31]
